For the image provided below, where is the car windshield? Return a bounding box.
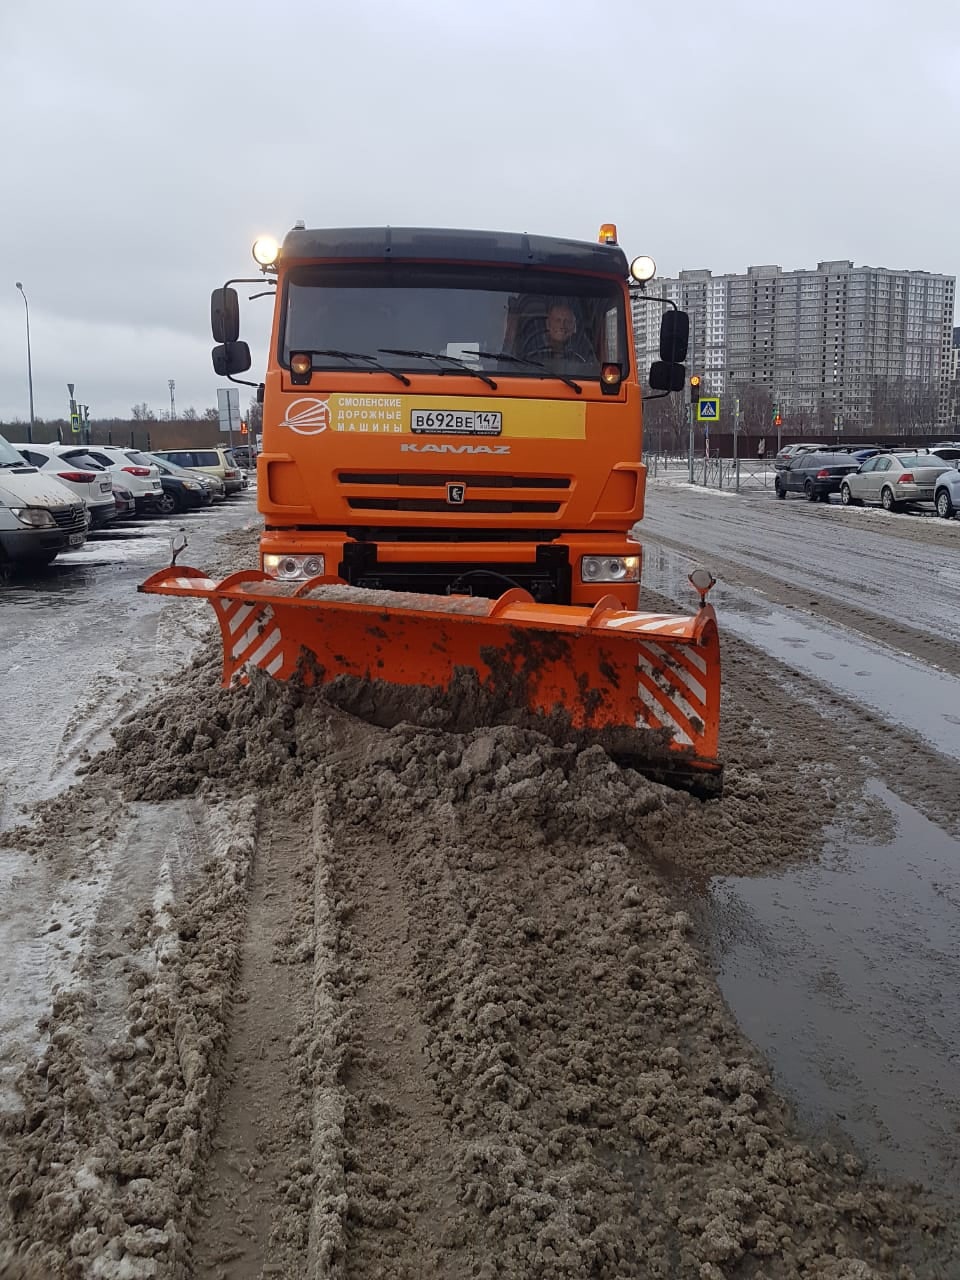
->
[0,434,27,466]
[146,454,185,477]
[281,262,628,380]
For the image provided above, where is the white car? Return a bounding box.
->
[14,443,116,526]
[0,432,87,566]
[54,445,163,514]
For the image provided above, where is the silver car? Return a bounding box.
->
[839,453,953,511]
[933,464,960,519]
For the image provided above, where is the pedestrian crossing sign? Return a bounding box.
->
[696,397,720,422]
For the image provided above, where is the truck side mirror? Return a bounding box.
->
[659,310,689,363]
[211,288,240,343]
[649,361,686,392]
[212,341,252,376]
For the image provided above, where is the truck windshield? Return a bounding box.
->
[281,263,628,381]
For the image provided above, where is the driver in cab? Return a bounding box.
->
[523,302,597,369]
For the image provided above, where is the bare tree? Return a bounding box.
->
[643,392,688,454]
[131,402,157,421]
[732,384,773,433]
[246,400,263,434]
[869,377,938,435]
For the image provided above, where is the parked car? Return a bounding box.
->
[773,443,820,470]
[152,447,244,495]
[774,450,859,502]
[831,445,884,463]
[142,454,212,514]
[147,454,226,504]
[913,444,960,463]
[14,443,116,526]
[111,483,137,519]
[0,432,87,568]
[55,445,163,514]
[933,464,960,519]
[839,453,954,511]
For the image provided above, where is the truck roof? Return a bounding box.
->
[280,226,629,277]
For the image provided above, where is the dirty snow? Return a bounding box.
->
[1,522,958,1277]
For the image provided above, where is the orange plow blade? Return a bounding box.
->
[141,567,722,796]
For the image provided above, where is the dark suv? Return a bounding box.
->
[774,450,859,502]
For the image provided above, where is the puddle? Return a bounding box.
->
[703,782,960,1190]
[643,544,960,763]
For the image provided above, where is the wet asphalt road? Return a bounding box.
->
[642,473,960,1199]
[0,490,259,826]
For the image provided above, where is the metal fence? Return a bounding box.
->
[645,454,776,492]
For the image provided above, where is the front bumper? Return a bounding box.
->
[259,531,643,608]
[89,501,118,526]
[0,526,76,561]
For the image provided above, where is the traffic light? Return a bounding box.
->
[689,374,702,404]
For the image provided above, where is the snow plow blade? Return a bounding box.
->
[141,567,722,798]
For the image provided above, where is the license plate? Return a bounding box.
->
[99,481,112,492]
[69,532,84,546]
[411,409,502,436]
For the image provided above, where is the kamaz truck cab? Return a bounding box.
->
[211,222,688,609]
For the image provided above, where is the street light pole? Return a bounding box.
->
[14,282,36,444]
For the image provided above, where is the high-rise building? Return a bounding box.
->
[633,261,956,431]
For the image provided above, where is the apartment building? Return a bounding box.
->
[633,261,956,430]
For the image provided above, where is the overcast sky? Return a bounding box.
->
[1,0,958,422]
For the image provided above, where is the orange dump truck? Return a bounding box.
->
[142,223,722,793]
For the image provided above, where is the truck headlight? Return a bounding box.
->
[581,555,640,583]
[12,507,55,529]
[263,553,326,580]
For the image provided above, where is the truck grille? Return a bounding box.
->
[339,472,569,516]
[51,504,87,534]
[347,497,561,514]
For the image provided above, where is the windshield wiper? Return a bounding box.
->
[307,349,411,387]
[378,348,498,390]
[0,459,30,468]
[471,350,582,394]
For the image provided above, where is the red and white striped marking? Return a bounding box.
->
[212,598,285,681]
[634,640,708,748]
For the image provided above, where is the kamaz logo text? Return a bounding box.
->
[400,443,511,455]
